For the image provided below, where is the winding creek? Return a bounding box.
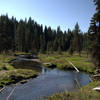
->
[0,66,91,100]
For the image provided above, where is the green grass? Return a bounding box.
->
[39,52,99,100]
[39,52,96,73]
[0,52,99,100]
[0,53,39,87]
[14,52,31,55]
[0,54,15,71]
[0,52,97,99]
[0,69,37,86]
[47,81,100,100]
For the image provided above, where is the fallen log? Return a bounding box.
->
[93,74,100,77]
[92,86,100,92]
[67,61,79,72]
[6,86,17,100]
[0,86,6,93]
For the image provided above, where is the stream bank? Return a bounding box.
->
[0,54,41,88]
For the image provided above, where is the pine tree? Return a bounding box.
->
[90,0,100,67]
[0,14,86,55]
[0,15,12,53]
[53,37,58,51]
[72,23,83,56]
[15,20,25,51]
[57,46,62,54]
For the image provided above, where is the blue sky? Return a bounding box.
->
[0,0,96,32]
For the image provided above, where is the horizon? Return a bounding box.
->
[0,0,96,32]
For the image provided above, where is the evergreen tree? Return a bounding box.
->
[57,46,62,54]
[89,0,100,67]
[15,20,25,51]
[72,23,83,56]
[53,37,58,51]
[0,15,12,53]
[0,14,85,55]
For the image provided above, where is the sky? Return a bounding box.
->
[0,0,96,32]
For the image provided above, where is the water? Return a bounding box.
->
[0,67,91,100]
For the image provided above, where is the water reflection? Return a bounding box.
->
[0,67,91,100]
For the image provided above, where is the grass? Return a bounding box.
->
[39,52,96,74]
[0,54,15,71]
[39,52,99,100]
[14,52,31,55]
[0,53,39,87]
[0,69,37,86]
[47,81,100,100]
[0,52,97,99]
[0,52,99,100]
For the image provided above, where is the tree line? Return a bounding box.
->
[0,14,87,55]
